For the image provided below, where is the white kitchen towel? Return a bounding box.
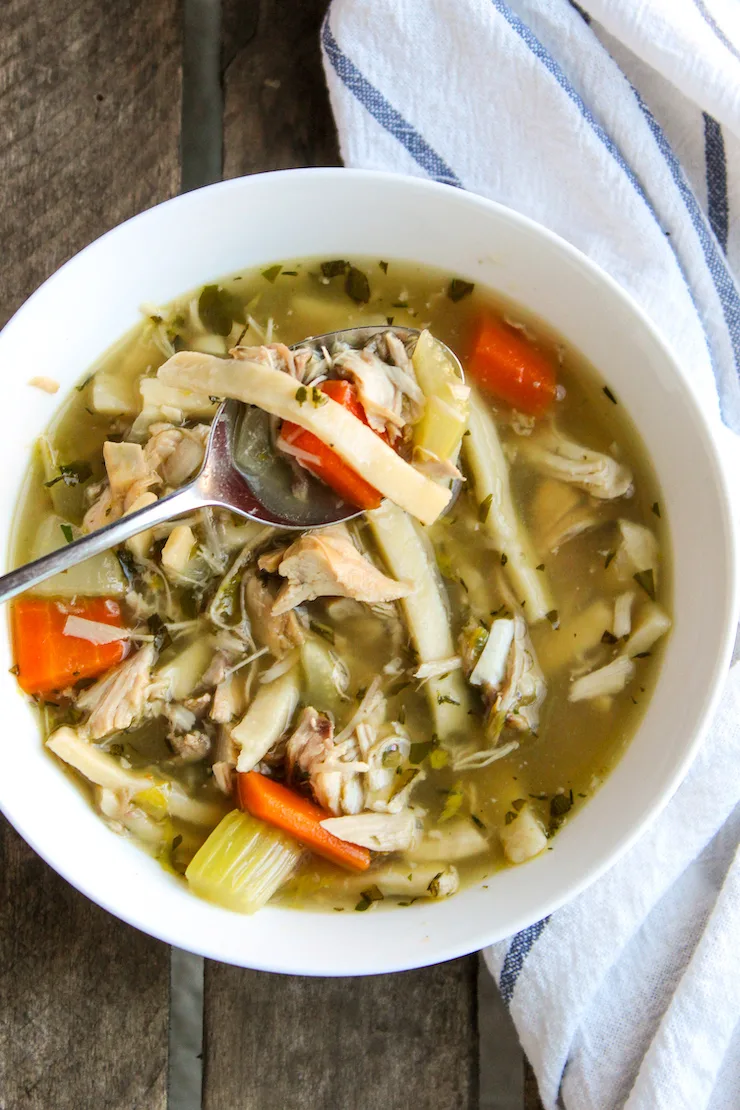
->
[321,3,740,1109]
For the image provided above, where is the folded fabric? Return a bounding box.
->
[321,2,740,1107]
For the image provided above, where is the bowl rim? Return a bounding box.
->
[1,166,737,975]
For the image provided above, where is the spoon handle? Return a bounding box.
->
[0,483,205,605]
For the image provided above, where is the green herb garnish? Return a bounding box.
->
[471,814,486,831]
[60,523,74,544]
[311,386,328,406]
[504,811,518,825]
[8,664,19,676]
[633,568,656,599]
[536,563,545,571]
[386,316,394,326]
[295,386,308,405]
[261,265,282,284]
[603,386,618,404]
[546,609,560,629]
[633,651,652,659]
[116,548,138,586]
[500,553,508,566]
[310,619,335,645]
[379,260,389,274]
[437,694,459,706]
[148,614,172,653]
[651,502,661,518]
[478,494,493,522]
[447,278,475,303]
[355,885,384,912]
[320,259,348,279]
[550,791,573,818]
[601,630,618,644]
[44,461,93,489]
[409,740,435,765]
[198,284,242,335]
[345,266,370,304]
[512,798,526,812]
[75,374,94,392]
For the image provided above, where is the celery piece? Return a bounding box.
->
[185,809,303,913]
[412,330,469,461]
[30,513,126,598]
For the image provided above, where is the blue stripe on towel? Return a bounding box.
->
[500,917,550,1005]
[321,16,462,188]
[703,114,729,253]
[692,0,740,64]
[634,92,740,392]
[490,0,738,426]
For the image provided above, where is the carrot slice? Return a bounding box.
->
[12,597,127,695]
[280,380,385,510]
[468,317,557,416]
[237,771,371,872]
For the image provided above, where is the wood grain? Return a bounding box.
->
[0,819,169,1110]
[0,1,180,1106]
[221,0,341,178]
[203,956,479,1110]
[0,0,182,327]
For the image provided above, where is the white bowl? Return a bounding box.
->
[0,170,736,975]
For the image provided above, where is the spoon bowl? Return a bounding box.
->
[0,325,463,604]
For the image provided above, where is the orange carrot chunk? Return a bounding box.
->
[237,771,371,872]
[468,317,557,416]
[280,380,385,510]
[12,597,127,695]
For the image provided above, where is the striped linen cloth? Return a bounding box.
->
[320,3,740,1108]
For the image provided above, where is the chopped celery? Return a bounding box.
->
[185,809,303,913]
[30,513,127,598]
[156,635,214,700]
[412,329,469,461]
[300,636,345,712]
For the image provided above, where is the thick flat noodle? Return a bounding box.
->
[463,389,553,622]
[368,501,470,740]
[157,352,450,525]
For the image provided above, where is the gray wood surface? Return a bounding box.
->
[203,958,479,1110]
[0,1,180,1106]
[222,0,341,179]
[0,0,182,327]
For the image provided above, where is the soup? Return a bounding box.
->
[10,258,671,913]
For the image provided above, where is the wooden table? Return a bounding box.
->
[0,3,544,1106]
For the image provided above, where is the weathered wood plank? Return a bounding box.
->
[221,0,341,178]
[0,2,180,1106]
[0,0,182,327]
[0,820,169,1110]
[203,956,479,1110]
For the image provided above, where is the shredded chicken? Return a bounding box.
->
[332,336,424,439]
[244,572,305,656]
[412,445,464,482]
[169,730,211,763]
[266,527,411,615]
[286,706,334,781]
[320,810,419,852]
[76,644,156,739]
[518,424,633,499]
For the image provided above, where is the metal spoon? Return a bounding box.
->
[0,325,464,604]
